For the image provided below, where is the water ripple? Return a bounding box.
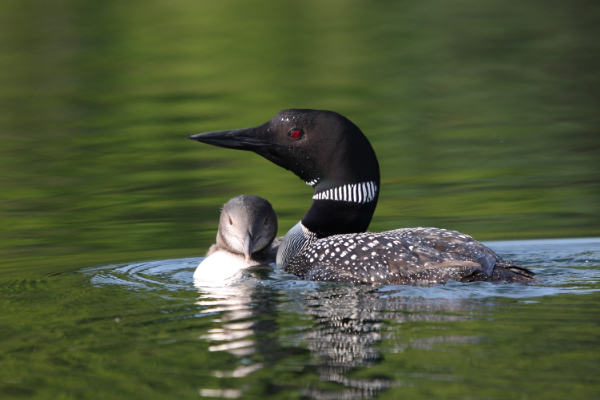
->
[84,238,600,300]
[79,237,600,399]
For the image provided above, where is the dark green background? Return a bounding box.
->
[1,0,599,275]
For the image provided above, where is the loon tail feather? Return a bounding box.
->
[460,259,535,283]
[495,258,535,279]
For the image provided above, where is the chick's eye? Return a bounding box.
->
[288,128,302,140]
[228,216,233,225]
[264,217,269,225]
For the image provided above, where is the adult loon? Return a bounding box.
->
[188,109,534,284]
[193,195,279,282]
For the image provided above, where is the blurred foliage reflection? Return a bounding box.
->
[1,0,599,274]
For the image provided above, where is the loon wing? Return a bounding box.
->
[383,227,500,275]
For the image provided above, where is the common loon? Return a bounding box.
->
[193,195,279,282]
[188,109,534,284]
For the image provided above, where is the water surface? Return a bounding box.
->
[1,0,600,398]
[2,238,598,399]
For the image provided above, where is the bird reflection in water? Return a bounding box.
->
[194,269,475,399]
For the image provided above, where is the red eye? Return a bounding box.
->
[288,128,302,140]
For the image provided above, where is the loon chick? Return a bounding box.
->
[193,195,278,282]
[188,109,534,284]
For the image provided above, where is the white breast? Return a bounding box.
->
[193,250,254,282]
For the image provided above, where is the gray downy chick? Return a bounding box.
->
[193,195,279,281]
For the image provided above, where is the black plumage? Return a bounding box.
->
[287,228,532,284]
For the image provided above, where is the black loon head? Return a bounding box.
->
[189,109,380,239]
[216,195,278,261]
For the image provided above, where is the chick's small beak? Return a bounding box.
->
[243,231,254,262]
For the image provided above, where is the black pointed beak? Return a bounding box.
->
[187,127,280,150]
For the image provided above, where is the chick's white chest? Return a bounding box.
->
[193,250,257,282]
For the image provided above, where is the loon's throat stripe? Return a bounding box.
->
[312,181,378,204]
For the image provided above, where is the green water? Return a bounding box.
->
[1,0,600,398]
[2,249,600,399]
